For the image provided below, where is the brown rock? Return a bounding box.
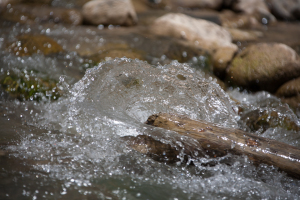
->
[212,46,237,78]
[82,0,138,26]
[276,77,300,97]
[6,34,64,56]
[227,43,300,93]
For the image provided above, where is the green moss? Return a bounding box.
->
[0,70,61,101]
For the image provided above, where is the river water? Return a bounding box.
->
[1,21,300,200]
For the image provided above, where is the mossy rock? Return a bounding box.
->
[0,70,61,101]
[240,109,299,133]
[6,34,64,56]
[227,43,300,93]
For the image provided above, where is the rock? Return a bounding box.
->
[276,77,300,98]
[6,34,64,56]
[1,4,83,25]
[151,13,238,75]
[239,109,299,133]
[226,28,263,41]
[232,0,276,24]
[227,43,300,93]
[173,0,223,10]
[212,46,237,78]
[151,13,237,64]
[82,0,138,26]
[266,0,300,20]
[276,77,300,111]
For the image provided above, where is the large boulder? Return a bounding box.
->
[227,43,300,93]
[151,13,237,73]
[266,0,300,20]
[82,0,138,26]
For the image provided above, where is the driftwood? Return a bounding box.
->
[124,113,300,179]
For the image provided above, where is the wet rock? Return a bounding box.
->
[1,4,83,25]
[240,109,299,133]
[276,77,300,112]
[151,13,235,49]
[227,43,300,93]
[6,34,64,56]
[82,0,138,26]
[232,0,276,24]
[266,0,300,20]
[276,77,300,98]
[212,46,237,78]
[173,0,223,10]
[151,13,237,70]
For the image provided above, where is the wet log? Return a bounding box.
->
[125,113,300,179]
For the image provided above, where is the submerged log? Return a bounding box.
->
[125,113,300,179]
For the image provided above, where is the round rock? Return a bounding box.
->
[276,77,300,98]
[227,43,300,93]
[151,13,237,69]
[82,0,138,26]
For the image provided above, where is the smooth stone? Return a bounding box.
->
[227,43,300,93]
[82,0,138,26]
[151,13,237,51]
[276,77,300,98]
[151,13,238,73]
[266,0,300,20]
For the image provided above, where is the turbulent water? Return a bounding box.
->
[1,56,300,199]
